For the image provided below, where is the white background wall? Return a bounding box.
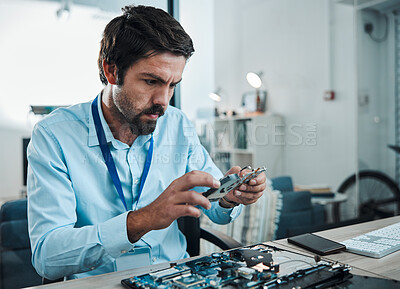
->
[0,0,170,198]
[0,0,395,200]
[180,0,215,119]
[0,0,214,199]
[213,0,358,189]
[0,0,107,198]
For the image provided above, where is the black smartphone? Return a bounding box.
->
[287,233,346,255]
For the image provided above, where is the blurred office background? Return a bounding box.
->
[0,0,399,225]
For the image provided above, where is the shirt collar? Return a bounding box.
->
[88,92,115,147]
[88,92,161,148]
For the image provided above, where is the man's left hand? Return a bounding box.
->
[223,166,266,206]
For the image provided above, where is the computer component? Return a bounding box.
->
[203,166,267,202]
[121,244,352,289]
[340,222,400,258]
[288,233,346,255]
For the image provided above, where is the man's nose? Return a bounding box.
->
[153,86,172,107]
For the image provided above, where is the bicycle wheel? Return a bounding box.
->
[337,170,400,220]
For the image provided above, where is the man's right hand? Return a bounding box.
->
[126,170,220,243]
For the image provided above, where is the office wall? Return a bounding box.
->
[214,0,357,189]
[3,0,385,198]
[0,0,109,198]
[0,0,179,199]
[180,0,215,120]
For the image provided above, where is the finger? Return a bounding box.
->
[239,168,252,177]
[237,182,266,193]
[223,190,237,202]
[171,190,212,210]
[173,170,220,192]
[226,189,243,202]
[224,166,241,176]
[242,169,266,186]
[175,204,203,218]
[186,190,212,210]
[236,190,264,204]
[248,171,266,185]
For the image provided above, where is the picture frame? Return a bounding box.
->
[241,90,267,112]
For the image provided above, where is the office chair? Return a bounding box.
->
[177,216,242,257]
[271,176,326,239]
[0,199,42,289]
[270,176,294,192]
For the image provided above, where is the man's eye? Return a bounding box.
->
[170,83,177,89]
[145,79,156,85]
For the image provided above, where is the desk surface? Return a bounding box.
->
[28,216,400,288]
[273,215,400,281]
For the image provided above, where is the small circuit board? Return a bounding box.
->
[121,244,352,289]
[203,166,267,202]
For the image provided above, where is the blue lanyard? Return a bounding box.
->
[91,96,154,211]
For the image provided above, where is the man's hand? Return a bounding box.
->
[223,166,266,206]
[126,171,220,243]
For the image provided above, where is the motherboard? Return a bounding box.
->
[121,244,352,289]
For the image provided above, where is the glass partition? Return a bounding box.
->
[181,0,361,224]
[346,0,400,221]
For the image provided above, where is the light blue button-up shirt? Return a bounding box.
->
[27,94,241,280]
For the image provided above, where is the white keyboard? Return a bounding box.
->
[340,222,400,258]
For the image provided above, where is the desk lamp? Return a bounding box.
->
[209,88,222,102]
[209,88,223,116]
[246,72,263,89]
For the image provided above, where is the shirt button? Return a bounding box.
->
[152,257,157,262]
[90,266,95,270]
[121,250,127,254]
[134,179,139,185]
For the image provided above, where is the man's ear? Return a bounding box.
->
[102,60,118,85]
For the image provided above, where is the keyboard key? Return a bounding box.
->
[340,223,400,258]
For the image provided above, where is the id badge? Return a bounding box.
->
[114,247,151,271]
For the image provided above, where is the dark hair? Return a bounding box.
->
[98,5,195,85]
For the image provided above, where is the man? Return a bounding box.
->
[27,5,266,280]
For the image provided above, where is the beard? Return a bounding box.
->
[111,90,166,136]
[130,104,165,135]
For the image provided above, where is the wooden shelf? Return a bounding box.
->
[208,113,284,177]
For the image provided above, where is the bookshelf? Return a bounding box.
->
[208,113,284,177]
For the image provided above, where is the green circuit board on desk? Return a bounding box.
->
[121,244,352,289]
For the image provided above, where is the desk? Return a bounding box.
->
[273,215,400,281]
[27,216,400,288]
